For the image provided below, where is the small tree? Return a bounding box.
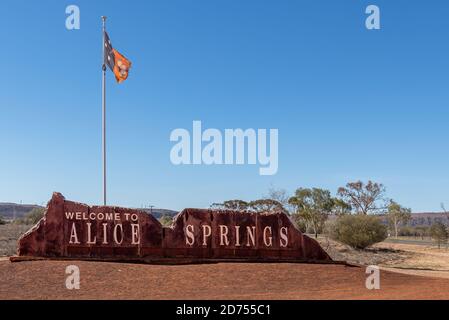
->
[441,203,449,226]
[14,207,45,225]
[291,215,308,233]
[337,180,386,214]
[26,207,45,224]
[331,198,352,216]
[430,222,448,249]
[330,214,388,249]
[0,215,6,225]
[159,214,173,227]
[398,226,413,237]
[288,188,334,238]
[248,199,285,213]
[415,226,430,240]
[386,201,411,238]
[210,200,249,211]
[264,186,292,214]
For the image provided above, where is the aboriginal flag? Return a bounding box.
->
[104,32,132,83]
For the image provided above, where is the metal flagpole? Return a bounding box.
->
[101,16,107,205]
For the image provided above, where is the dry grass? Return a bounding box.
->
[317,236,414,266]
[316,235,449,279]
[375,242,449,271]
[0,224,31,257]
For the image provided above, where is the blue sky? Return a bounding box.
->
[1,0,448,212]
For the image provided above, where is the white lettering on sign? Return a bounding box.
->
[86,222,96,244]
[280,227,288,247]
[246,226,256,247]
[69,223,80,244]
[67,221,141,245]
[131,224,140,245]
[202,225,211,246]
[235,226,241,247]
[219,225,230,246]
[113,224,124,245]
[65,211,141,246]
[263,226,272,247]
[64,210,291,250]
[102,223,108,244]
[184,224,290,248]
[64,211,136,221]
[185,225,195,246]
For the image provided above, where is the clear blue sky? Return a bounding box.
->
[1,0,448,212]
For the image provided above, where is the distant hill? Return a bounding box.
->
[379,212,449,227]
[327,212,449,227]
[2,201,444,226]
[0,203,43,220]
[139,208,178,219]
[0,202,178,221]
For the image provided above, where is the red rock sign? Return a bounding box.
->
[18,193,331,262]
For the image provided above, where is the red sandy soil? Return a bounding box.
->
[1,259,449,300]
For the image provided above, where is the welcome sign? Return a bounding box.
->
[18,193,331,262]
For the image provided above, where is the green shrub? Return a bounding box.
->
[14,207,45,225]
[291,214,307,233]
[398,226,414,237]
[414,225,430,239]
[27,208,45,224]
[0,215,6,225]
[329,214,387,249]
[430,222,448,249]
[398,225,430,238]
[159,214,173,227]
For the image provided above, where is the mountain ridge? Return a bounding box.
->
[0,202,178,220]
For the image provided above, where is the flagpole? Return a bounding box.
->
[101,16,107,206]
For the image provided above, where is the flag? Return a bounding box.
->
[104,32,132,83]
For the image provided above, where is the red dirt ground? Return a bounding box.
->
[1,260,449,300]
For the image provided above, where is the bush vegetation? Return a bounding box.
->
[329,214,388,249]
[159,214,173,227]
[14,207,45,225]
[398,225,430,238]
[430,222,448,249]
[213,181,449,250]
